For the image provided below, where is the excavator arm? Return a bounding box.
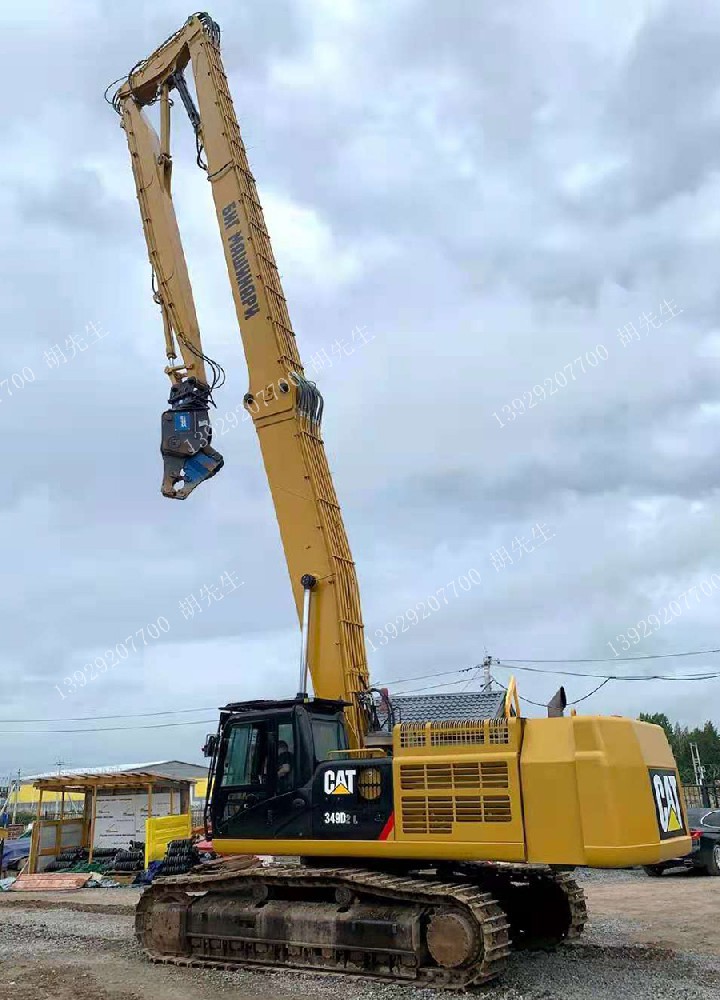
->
[119,77,225,499]
[113,13,370,746]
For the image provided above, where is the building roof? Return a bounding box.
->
[26,760,207,785]
[390,690,506,724]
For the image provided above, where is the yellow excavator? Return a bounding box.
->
[110,14,690,987]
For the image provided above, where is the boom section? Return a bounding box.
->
[115,14,370,745]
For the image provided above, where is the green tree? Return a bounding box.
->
[640,712,720,784]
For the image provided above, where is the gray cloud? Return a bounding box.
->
[1,0,720,776]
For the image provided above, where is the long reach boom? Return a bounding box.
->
[112,13,370,745]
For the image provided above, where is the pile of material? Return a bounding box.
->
[160,838,200,876]
[45,848,101,873]
[113,843,145,873]
[45,842,145,875]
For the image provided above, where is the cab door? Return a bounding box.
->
[212,713,311,840]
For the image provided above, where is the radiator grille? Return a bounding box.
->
[401,794,512,833]
[399,726,428,749]
[401,796,454,834]
[400,761,509,791]
[398,720,511,749]
[483,795,513,822]
[430,722,486,746]
[489,721,510,744]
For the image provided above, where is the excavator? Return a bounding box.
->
[110,13,691,987]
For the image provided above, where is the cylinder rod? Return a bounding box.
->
[297,574,317,698]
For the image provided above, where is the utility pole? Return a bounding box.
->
[481,655,500,692]
[482,656,492,691]
[690,743,710,807]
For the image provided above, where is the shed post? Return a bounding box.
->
[30,789,44,873]
[88,785,98,863]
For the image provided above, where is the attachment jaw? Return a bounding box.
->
[160,378,224,499]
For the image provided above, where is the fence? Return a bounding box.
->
[683,783,720,809]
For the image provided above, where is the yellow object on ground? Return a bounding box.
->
[145,813,191,868]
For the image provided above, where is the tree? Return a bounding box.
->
[639,712,720,784]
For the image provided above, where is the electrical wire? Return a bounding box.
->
[502,647,720,664]
[568,677,612,703]
[378,666,476,688]
[459,667,482,693]
[1,707,219,724]
[4,647,719,730]
[384,675,480,696]
[490,676,547,709]
[0,718,217,737]
[497,661,720,681]
[491,675,611,709]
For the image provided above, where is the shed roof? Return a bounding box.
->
[26,760,206,783]
[30,760,207,792]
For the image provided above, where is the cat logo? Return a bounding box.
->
[649,768,686,840]
[324,768,357,796]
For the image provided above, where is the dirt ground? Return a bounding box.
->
[586,873,717,956]
[0,870,718,1000]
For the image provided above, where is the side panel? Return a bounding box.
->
[391,719,526,862]
[521,716,691,866]
[310,759,394,840]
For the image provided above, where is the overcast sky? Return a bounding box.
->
[2,0,720,779]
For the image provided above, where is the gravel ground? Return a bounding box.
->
[572,866,647,883]
[1,880,718,1000]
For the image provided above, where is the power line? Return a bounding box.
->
[378,666,476,688]
[492,675,612,709]
[1,706,219,724]
[496,661,720,681]
[5,645,720,731]
[385,674,478,696]
[569,677,612,703]
[0,718,217,736]
[502,647,720,664]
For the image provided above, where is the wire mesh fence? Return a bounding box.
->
[684,783,720,809]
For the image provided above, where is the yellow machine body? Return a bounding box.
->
[213,714,690,866]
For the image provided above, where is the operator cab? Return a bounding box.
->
[207,699,348,838]
[205,698,394,843]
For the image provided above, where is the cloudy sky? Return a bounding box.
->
[2,0,720,779]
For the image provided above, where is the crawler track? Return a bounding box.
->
[454,863,587,950]
[136,864,511,988]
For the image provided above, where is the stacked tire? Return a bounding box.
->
[46,848,87,872]
[113,846,145,872]
[162,838,199,876]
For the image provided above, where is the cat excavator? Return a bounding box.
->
[110,14,690,987]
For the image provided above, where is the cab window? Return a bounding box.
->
[312,717,348,763]
[277,721,295,793]
[220,721,269,787]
